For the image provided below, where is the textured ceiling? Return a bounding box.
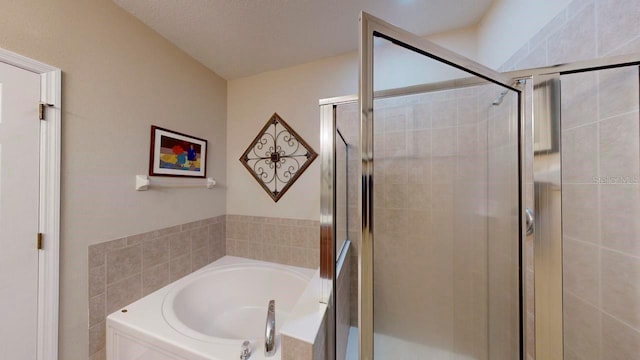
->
[113,0,494,79]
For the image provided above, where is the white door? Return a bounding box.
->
[0,61,41,358]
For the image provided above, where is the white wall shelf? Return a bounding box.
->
[135,175,216,191]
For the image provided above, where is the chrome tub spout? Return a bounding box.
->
[265,300,276,357]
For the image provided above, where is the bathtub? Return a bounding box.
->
[106,256,316,360]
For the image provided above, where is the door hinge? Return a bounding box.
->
[37,233,44,250]
[39,103,53,121]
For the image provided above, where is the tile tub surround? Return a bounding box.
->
[225,215,320,269]
[282,313,327,360]
[87,216,226,359]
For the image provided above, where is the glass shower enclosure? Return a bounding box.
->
[321,12,524,360]
[359,13,523,360]
[322,12,640,360]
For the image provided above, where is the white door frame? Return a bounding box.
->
[0,48,61,360]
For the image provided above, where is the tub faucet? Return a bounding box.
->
[240,340,251,360]
[265,300,276,357]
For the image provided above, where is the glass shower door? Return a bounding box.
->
[358,13,523,359]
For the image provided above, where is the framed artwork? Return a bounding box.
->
[149,126,207,178]
[239,113,317,202]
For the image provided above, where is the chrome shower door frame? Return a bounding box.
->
[358,12,523,360]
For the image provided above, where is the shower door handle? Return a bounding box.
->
[525,208,534,235]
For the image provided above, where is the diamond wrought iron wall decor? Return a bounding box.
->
[240,113,318,202]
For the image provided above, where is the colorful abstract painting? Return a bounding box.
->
[150,126,208,178]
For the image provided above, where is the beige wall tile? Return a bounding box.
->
[601,313,640,360]
[602,250,640,329]
[432,127,457,157]
[382,131,408,158]
[564,238,600,305]
[88,293,105,328]
[516,41,548,70]
[432,99,457,128]
[282,335,312,360]
[88,265,105,298]
[142,236,169,268]
[379,106,408,133]
[105,245,141,285]
[563,184,600,244]
[169,231,191,258]
[598,67,640,119]
[607,35,640,57]
[407,130,431,157]
[190,226,208,250]
[88,322,106,356]
[169,254,192,282]
[561,71,598,130]
[600,185,640,256]
[90,217,225,358]
[142,262,170,296]
[106,274,142,314]
[192,244,210,270]
[563,292,601,360]
[88,238,126,268]
[89,348,106,360]
[432,157,455,184]
[597,0,640,56]
[529,9,568,50]
[181,219,204,231]
[562,124,598,183]
[547,4,596,64]
[410,103,431,129]
[598,112,640,180]
[458,124,478,155]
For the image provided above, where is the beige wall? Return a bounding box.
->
[0,0,227,359]
[226,27,478,221]
[227,52,357,220]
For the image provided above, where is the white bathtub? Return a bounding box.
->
[106,256,316,360]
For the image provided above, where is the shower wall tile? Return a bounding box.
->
[529,9,568,50]
[431,98,457,128]
[561,71,599,130]
[547,4,597,64]
[564,292,602,360]
[601,250,640,330]
[607,35,640,57]
[563,238,601,305]
[431,127,457,156]
[562,124,598,183]
[600,184,640,256]
[225,215,320,269]
[562,184,600,244]
[598,112,640,180]
[601,313,640,359]
[598,67,640,119]
[568,0,594,17]
[516,41,548,70]
[86,215,226,359]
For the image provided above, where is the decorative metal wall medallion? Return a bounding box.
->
[240,113,318,202]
